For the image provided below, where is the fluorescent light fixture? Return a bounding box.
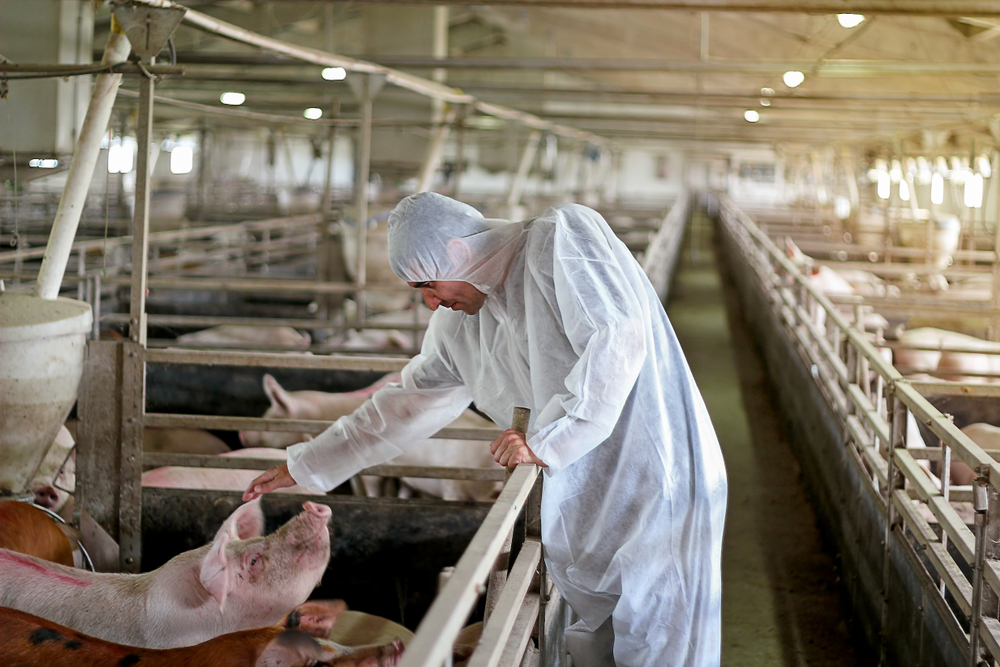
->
[304,107,323,120]
[837,14,865,28]
[170,145,194,175]
[322,67,347,81]
[220,92,246,106]
[28,158,58,168]
[834,196,851,220]
[760,99,771,107]
[744,109,760,122]
[899,180,910,202]
[977,155,992,178]
[889,159,902,183]
[965,173,984,208]
[931,172,944,205]
[782,70,805,88]
[107,137,136,174]
[877,172,890,199]
[761,87,774,96]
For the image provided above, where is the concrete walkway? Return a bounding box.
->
[667,210,866,667]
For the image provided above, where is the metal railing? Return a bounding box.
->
[719,194,1000,666]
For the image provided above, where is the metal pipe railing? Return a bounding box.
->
[718,194,1000,664]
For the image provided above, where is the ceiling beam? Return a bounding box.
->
[253,0,1000,17]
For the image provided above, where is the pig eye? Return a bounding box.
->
[250,557,259,567]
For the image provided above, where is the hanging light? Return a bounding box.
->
[304,108,323,120]
[744,109,760,123]
[783,71,805,88]
[760,99,771,107]
[834,196,851,220]
[889,159,903,183]
[977,155,992,178]
[220,92,246,106]
[877,172,890,199]
[931,172,945,205]
[837,14,865,28]
[761,87,775,97]
[899,180,910,202]
[321,67,347,81]
[965,173,984,208]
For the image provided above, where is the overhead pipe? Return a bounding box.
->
[132,0,602,145]
[416,109,455,193]
[256,0,1000,17]
[34,20,131,300]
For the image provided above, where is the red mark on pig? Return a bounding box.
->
[0,550,91,587]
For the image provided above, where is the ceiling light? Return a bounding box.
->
[761,87,774,96]
[931,172,944,205]
[170,146,194,175]
[304,107,323,120]
[899,180,910,202]
[877,172,890,200]
[322,67,347,81]
[760,99,771,107]
[837,14,865,28]
[782,71,805,88]
[889,160,902,183]
[28,158,59,168]
[744,110,760,123]
[220,92,245,106]
[834,196,851,220]
[977,155,992,178]
[965,173,984,208]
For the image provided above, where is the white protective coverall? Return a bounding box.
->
[286,192,728,667]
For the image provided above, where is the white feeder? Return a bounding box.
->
[0,292,92,493]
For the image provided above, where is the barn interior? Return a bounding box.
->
[5,1,1000,666]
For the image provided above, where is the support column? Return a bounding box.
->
[34,21,130,300]
[129,68,154,346]
[506,129,541,220]
[347,73,384,323]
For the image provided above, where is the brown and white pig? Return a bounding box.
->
[0,602,403,667]
[0,501,75,567]
[0,498,331,649]
[239,374,502,501]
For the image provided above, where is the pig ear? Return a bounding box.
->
[262,374,294,415]
[283,600,348,637]
[218,497,265,541]
[199,529,232,610]
[256,629,326,667]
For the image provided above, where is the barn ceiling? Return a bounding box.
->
[96,1,1000,156]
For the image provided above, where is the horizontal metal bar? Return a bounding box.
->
[892,490,973,616]
[143,412,502,442]
[142,452,504,480]
[894,449,940,502]
[399,465,540,667]
[467,539,542,667]
[145,348,408,371]
[847,384,891,445]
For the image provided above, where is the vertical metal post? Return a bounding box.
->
[881,390,907,664]
[452,104,468,199]
[319,103,340,319]
[990,190,1000,339]
[129,67,154,347]
[939,437,951,597]
[353,74,374,323]
[970,469,990,667]
[506,129,541,220]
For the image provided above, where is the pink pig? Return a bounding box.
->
[0,498,331,649]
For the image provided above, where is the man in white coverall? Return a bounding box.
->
[244,192,727,667]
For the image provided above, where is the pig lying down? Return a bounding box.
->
[240,373,502,501]
[0,602,403,667]
[0,498,331,649]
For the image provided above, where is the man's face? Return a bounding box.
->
[408,280,487,315]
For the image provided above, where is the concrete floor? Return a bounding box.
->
[666,211,867,666]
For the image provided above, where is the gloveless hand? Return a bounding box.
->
[490,429,547,468]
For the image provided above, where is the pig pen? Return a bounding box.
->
[58,192,689,667]
[717,194,1000,667]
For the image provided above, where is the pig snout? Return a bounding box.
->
[32,486,60,509]
[302,502,332,521]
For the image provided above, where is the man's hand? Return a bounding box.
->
[490,429,547,468]
[243,463,296,501]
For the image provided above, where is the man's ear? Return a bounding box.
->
[446,238,473,269]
